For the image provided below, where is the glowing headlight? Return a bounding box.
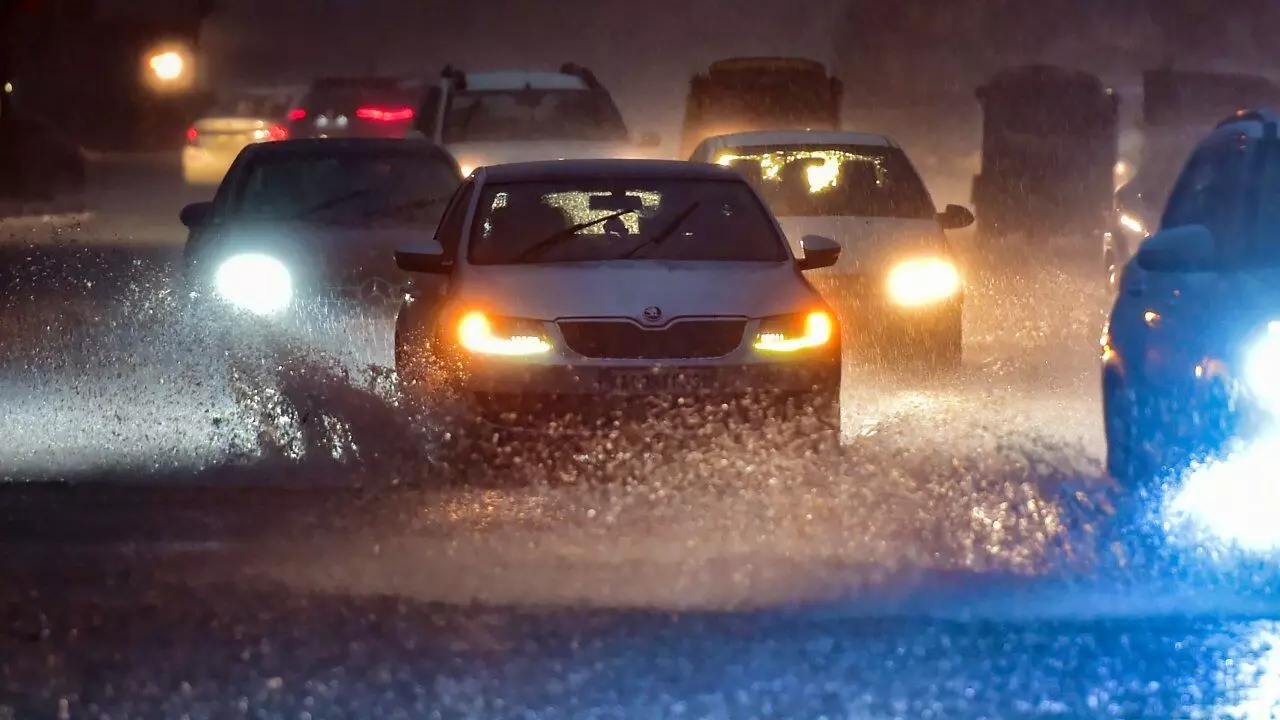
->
[458,163,477,177]
[457,311,551,356]
[885,257,961,307]
[1119,213,1146,235]
[1244,324,1280,411]
[213,253,293,316]
[754,311,835,353]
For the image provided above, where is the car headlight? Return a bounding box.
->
[1119,213,1146,235]
[1244,322,1280,411]
[456,311,551,356]
[458,162,477,177]
[754,310,835,353]
[885,257,961,307]
[213,253,292,316]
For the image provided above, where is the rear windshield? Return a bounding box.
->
[714,144,936,219]
[227,149,461,227]
[208,94,292,120]
[301,79,420,113]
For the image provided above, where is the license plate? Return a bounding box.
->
[606,368,713,394]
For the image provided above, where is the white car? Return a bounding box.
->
[392,159,843,421]
[689,130,974,367]
[1102,109,1280,503]
[409,64,663,176]
[182,85,302,186]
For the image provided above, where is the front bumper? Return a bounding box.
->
[460,358,840,398]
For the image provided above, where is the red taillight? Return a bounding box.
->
[267,124,288,141]
[287,108,306,121]
[185,126,198,145]
[355,106,415,122]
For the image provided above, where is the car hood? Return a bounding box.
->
[446,140,658,167]
[453,261,819,321]
[197,221,425,284]
[774,216,952,275]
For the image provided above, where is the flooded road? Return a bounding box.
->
[4,152,1277,719]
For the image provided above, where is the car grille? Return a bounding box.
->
[557,319,746,360]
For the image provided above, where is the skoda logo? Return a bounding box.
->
[641,306,663,324]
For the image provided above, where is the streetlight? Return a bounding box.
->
[142,42,194,93]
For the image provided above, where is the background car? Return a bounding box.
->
[412,63,662,175]
[182,85,303,186]
[179,137,462,319]
[690,130,973,368]
[392,159,843,425]
[1102,109,1280,513]
[286,77,424,141]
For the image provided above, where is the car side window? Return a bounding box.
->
[435,180,475,261]
[1161,137,1251,240]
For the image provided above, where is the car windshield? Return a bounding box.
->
[442,88,629,143]
[228,149,459,225]
[467,178,786,264]
[716,144,936,219]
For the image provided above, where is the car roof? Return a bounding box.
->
[242,137,453,159]
[701,130,897,150]
[460,71,588,91]
[478,159,742,182]
[1207,108,1280,140]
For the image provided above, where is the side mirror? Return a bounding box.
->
[637,131,662,148]
[394,238,451,274]
[1135,224,1214,273]
[797,234,841,271]
[937,204,975,230]
[180,201,213,229]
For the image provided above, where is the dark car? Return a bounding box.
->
[178,137,462,318]
[286,77,424,141]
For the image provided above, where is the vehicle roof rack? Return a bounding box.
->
[1215,108,1279,133]
[559,63,602,89]
[439,64,466,89]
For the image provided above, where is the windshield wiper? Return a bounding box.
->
[360,194,450,219]
[619,201,700,260]
[511,208,638,262]
[292,186,380,219]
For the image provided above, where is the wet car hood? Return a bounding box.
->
[452,260,819,321]
[775,216,952,275]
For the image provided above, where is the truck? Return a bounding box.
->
[679,57,843,159]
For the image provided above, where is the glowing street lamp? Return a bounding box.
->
[142,43,194,92]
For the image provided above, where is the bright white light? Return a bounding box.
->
[1245,330,1280,413]
[1166,435,1280,553]
[885,257,961,307]
[148,51,185,82]
[214,254,293,316]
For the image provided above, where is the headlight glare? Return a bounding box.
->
[754,310,835,352]
[1245,326,1280,411]
[886,257,961,307]
[213,253,292,315]
[457,311,551,356]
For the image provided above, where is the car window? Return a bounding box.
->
[434,179,475,260]
[713,144,936,219]
[1161,136,1251,240]
[441,89,629,143]
[302,80,419,114]
[227,150,460,226]
[466,178,787,265]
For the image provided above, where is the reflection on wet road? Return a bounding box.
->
[5,154,1278,717]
